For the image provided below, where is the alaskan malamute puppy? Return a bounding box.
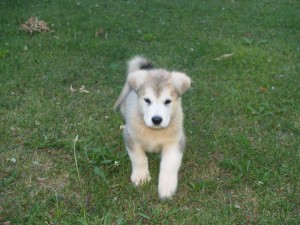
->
[114,56,191,199]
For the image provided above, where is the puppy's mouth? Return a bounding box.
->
[150,125,166,129]
[143,121,166,129]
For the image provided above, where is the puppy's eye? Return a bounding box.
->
[164,99,172,105]
[144,98,151,104]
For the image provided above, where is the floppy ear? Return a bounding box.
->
[127,70,147,92]
[171,71,191,95]
[114,71,147,110]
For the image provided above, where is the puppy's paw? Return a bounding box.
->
[131,170,151,186]
[158,174,177,199]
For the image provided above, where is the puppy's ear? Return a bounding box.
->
[127,70,147,92]
[171,72,191,95]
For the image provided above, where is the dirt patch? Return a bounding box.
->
[21,16,50,34]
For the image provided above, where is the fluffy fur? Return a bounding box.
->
[114,56,191,199]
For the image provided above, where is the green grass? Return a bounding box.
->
[0,0,299,224]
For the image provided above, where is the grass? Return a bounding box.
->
[0,0,299,224]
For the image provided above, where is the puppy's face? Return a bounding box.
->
[128,70,191,129]
[139,87,176,129]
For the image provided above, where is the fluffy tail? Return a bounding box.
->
[127,56,154,73]
[114,56,154,111]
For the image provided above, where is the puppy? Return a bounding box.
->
[114,56,191,199]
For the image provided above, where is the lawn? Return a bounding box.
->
[0,0,299,224]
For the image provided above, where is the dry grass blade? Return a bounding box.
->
[214,53,234,61]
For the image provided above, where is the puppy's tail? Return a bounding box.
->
[114,56,154,111]
[127,56,154,73]
[114,82,130,111]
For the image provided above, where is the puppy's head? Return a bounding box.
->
[128,69,191,129]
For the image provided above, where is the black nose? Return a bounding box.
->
[152,116,162,125]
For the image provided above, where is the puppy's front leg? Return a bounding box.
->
[158,143,183,199]
[127,145,151,186]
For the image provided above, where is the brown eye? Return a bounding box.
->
[144,98,151,104]
[164,99,172,105]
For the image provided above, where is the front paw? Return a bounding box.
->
[131,170,151,186]
[158,173,178,199]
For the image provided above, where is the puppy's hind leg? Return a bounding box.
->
[127,145,151,186]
